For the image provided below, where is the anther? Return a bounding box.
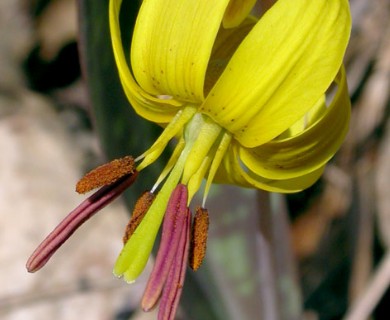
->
[76,156,135,194]
[123,191,155,244]
[189,207,209,271]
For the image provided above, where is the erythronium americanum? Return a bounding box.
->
[27,0,352,319]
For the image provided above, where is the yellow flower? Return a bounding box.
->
[26,2,351,319]
[110,0,351,283]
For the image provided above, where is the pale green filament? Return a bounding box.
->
[181,116,222,184]
[187,154,212,202]
[136,106,196,171]
[151,137,185,192]
[203,132,232,206]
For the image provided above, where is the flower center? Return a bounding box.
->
[113,107,232,282]
[141,107,232,204]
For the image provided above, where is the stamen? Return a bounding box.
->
[151,138,185,193]
[76,156,135,194]
[114,140,193,283]
[26,172,138,273]
[187,154,212,202]
[141,184,188,311]
[136,107,196,170]
[189,207,209,271]
[203,132,232,206]
[181,116,222,184]
[123,191,155,244]
[158,209,191,320]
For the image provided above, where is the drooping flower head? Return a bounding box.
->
[27,1,351,319]
[110,0,351,278]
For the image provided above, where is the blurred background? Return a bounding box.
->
[0,0,389,319]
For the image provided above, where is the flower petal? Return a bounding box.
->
[214,143,324,193]
[239,67,350,180]
[222,0,257,28]
[202,0,351,147]
[276,95,326,140]
[109,0,182,123]
[205,17,256,95]
[130,0,231,102]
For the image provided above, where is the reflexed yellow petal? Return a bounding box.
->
[131,0,231,102]
[243,165,325,193]
[277,95,326,140]
[223,0,257,28]
[109,0,182,123]
[239,67,350,180]
[214,142,324,193]
[205,17,256,95]
[213,143,252,188]
[202,0,351,147]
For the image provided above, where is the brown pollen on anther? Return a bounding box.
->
[123,191,155,244]
[76,156,136,194]
[189,207,209,271]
